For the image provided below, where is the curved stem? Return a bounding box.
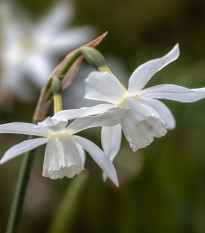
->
[58,50,81,79]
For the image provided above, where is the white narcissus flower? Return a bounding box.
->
[0,1,93,101]
[79,44,205,161]
[0,108,130,186]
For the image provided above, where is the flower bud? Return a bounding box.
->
[80,47,107,71]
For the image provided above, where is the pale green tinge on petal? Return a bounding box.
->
[101,124,122,181]
[72,135,119,186]
[140,84,205,103]
[43,135,84,179]
[84,71,127,104]
[52,103,113,121]
[128,44,180,94]
[67,107,130,135]
[0,122,52,137]
[121,114,167,152]
[142,97,176,129]
[0,138,48,164]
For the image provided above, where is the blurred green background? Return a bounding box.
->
[1,0,205,233]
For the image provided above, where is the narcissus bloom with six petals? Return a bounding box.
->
[0,111,130,186]
[82,44,205,163]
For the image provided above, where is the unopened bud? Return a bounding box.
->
[80,47,107,71]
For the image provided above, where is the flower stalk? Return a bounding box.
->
[53,95,63,114]
[51,77,63,114]
[6,133,36,233]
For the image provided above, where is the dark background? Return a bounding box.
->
[1,0,205,232]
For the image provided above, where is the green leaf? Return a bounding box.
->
[47,171,89,233]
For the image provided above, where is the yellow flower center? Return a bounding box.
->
[116,93,138,107]
[48,130,71,140]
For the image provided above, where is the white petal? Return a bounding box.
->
[0,138,47,164]
[67,107,129,135]
[128,44,179,94]
[101,124,122,162]
[124,97,162,122]
[0,123,51,137]
[85,71,127,104]
[35,2,71,36]
[142,97,175,129]
[47,27,93,53]
[140,84,205,102]
[53,103,113,121]
[73,135,119,186]
[3,63,35,101]
[43,134,84,179]
[26,55,52,87]
[121,114,167,152]
[38,117,68,131]
[76,143,86,166]
[101,124,122,182]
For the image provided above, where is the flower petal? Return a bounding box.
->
[101,124,122,181]
[26,55,53,87]
[43,135,84,179]
[124,97,162,122]
[101,124,122,162]
[0,122,51,137]
[0,138,47,164]
[67,107,129,135]
[121,114,167,152]
[35,1,71,36]
[142,97,175,129]
[128,44,179,94]
[53,103,113,121]
[73,135,119,186]
[76,143,86,166]
[48,27,93,53]
[85,71,127,104]
[140,84,205,102]
[38,117,68,131]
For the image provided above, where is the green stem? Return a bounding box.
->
[47,171,89,233]
[58,50,81,80]
[53,95,63,114]
[6,121,37,233]
[45,51,81,101]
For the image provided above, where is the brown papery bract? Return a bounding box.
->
[33,32,108,122]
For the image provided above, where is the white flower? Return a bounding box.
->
[0,1,92,101]
[0,110,131,186]
[80,44,205,160]
[63,56,128,109]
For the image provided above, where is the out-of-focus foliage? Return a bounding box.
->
[1,0,205,233]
